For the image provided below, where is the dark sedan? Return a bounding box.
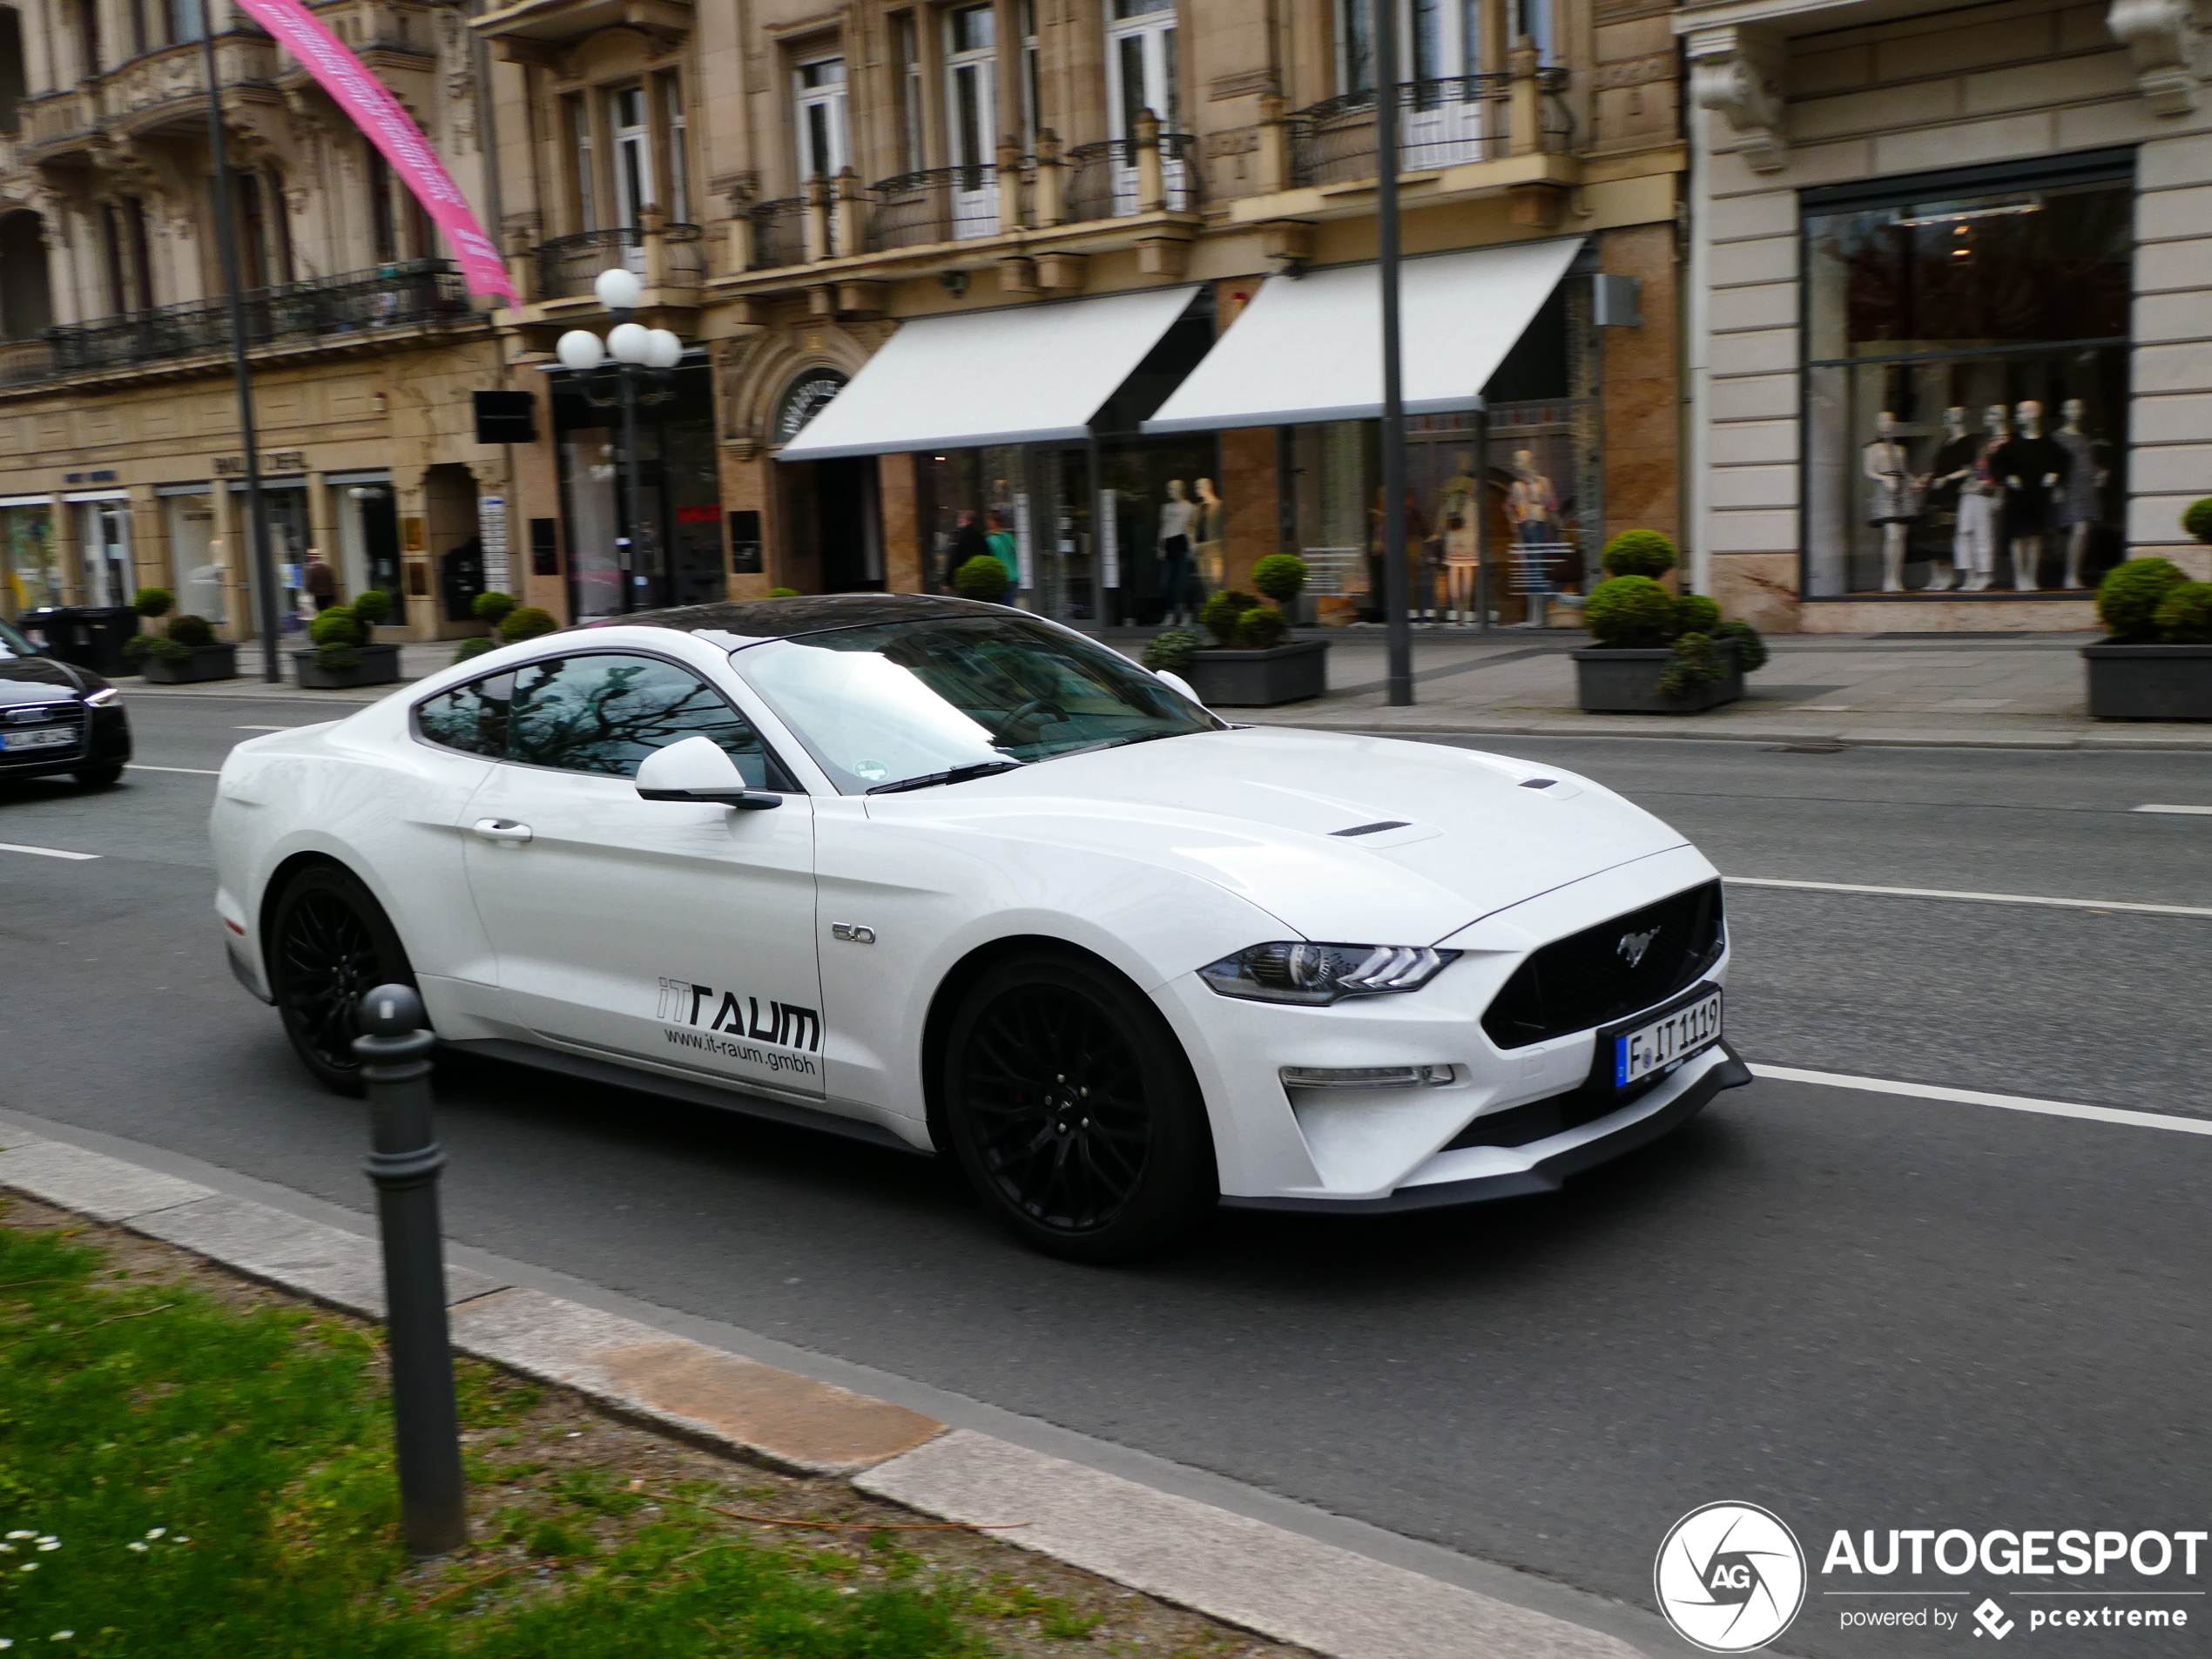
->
[0,616,132,787]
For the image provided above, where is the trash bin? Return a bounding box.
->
[21,605,138,677]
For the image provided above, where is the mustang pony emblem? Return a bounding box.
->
[1617,927,1662,968]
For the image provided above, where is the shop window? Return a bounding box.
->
[1802,157,2133,597]
[164,492,224,624]
[0,502,58,618]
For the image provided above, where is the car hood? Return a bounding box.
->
[875,727,1690,944]
[0,655,91,705]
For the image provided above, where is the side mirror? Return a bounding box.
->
[1156,670,1203,707]
[635,735,782,810]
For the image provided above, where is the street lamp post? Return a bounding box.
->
[555,268,685,611]
[1375,0,1413,706]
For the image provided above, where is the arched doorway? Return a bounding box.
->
[772,368,882,594]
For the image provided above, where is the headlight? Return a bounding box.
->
[1198,941,1460,1006]
[82,686,119,707]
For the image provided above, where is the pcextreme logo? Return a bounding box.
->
[1655,1502,1809,1653]
[656,976,821,1077]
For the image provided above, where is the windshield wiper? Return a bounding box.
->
[867,759,1026,795]
[1042,730,1184,762]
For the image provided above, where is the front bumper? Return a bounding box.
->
[1219,1041,1751,1213]
[0,702,130,780]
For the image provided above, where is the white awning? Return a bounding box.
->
[1143,238,1584,434]
[776,285,1203,462]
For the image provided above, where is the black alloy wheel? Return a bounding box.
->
[268,863,415,1096]
[73,764,123,787]
[944,950,1216,1261]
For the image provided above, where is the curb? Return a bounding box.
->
[0,1128,1649,1659]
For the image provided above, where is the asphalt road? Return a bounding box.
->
[3,693,2209,1656]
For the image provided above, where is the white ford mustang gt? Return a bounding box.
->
[213,594,1746,1258]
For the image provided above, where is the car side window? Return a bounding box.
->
[505,652,779,786]
[415,672,514,758]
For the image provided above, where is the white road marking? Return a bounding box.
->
[2134,803,2212,815]
[1724,874,2212,920]
[125,764,222,776]
[234,725,294,732]
[0,841,98,860]
[1749,1064,2212,1138]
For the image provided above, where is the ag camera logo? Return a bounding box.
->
[1656,1502,1808,1652]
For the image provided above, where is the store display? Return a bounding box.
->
[1158,478,1197,626]
[1193,477,1226,598]
[1994,399,2069,592]
[1437,454,1480,623]
[1861,409,1920,593]
[1953,406,2008,592]
[1923,406,1976,593]
[2054,398,2106,590]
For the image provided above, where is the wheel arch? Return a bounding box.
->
[918,934,1216,1182]
[257,850,419,993]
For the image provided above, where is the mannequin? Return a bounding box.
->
[1952,405,2008,592]
[1193,477,1226,597]
[1862,410,1919,593]
[1507,450,1558,549]
[1994,399,2069,591]
[1923,406,1975,592]
[1438,453,1481,623]
[2054,398,2105,590]
[1157,479,1196,625]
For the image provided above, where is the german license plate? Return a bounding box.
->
[1614,988,1723,1087]
[1,726,73,752]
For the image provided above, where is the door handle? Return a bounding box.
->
[471,818,533,844]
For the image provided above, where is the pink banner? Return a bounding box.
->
[232,0,516,303]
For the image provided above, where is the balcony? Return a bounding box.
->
[471,0,689,57]
[534,223,705,301]
[1290,72,1569,186]
[748,199,804,271]
[867,166,1004,253]
[1062,133,1200,221]
[41,259,475,378]
[99,35,280,138]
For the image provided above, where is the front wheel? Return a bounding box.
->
[943,951,1216,1262]
[266,863,415,1096]
[73,764,123,787]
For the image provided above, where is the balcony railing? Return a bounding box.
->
[1062,133,1200,222]
[535,223,705,300]
[867,165,1006,252]
[44,259,474,375]
[1289,72,1571,187]
[0,341,54,386]
[750,198,805,270]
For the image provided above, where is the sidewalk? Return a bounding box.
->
[1231,628,2212,750]
[0,1122,1655,1659]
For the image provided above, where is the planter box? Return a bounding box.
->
[1185,640,1329,707]
[291,642,403,690]
[1572,641,1743,714]
[2083,641,2212,720]
[139,643,239,685]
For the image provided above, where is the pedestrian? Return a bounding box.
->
[946,509,989,591]
[984,509,1018,582]
[302,550,338,612]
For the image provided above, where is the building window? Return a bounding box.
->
[609,84,655,230]
[794,55,848,183]
[662,74,690,222]
[1020,0,1042,150]
[1109,0,1177,138]
[562,95,596,233]
[165,0,203,44]
[1801,158,2134,598]
[1339,0,1480,92]
[946,3,995,175]
[895,12,924,172]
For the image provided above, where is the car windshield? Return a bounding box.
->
[732,614,1221,794]
[0,617,35,659]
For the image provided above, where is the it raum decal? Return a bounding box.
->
[657,977,821,1078]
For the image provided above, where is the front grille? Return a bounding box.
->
[0,703,89,767]
[1480,880,1724,1050]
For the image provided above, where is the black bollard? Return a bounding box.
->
[354,983,469,1557]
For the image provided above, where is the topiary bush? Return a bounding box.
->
[309,605,362,649]
[1235,605,1290,650]
[2182,499,2212,544]
[122,633,158,663]
[1252,554,1308,605]
[454,636,497,664]
[768,586,800,597]
[1584,575,1679,647]
[1198,589,1259,646]
[147,636,195,665]
[166,614,215,650]
[2154,579,2212,644]
[473,590,516,627]
[500,605,559,644]
[1714,617,1768,673]
[1141,627,1204,674]
[352,589,392,627]
[954,555,1012,603]
[1656,632,1723,701]
[134,586,174,618]
[1675,593,1721,636]
[1601,529,1678,579]
[2096,556,2188,642]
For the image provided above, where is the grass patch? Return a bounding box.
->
[0,1204,1304,1658]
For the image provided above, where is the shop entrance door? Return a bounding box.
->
[75,498,131,608]
[1028,447,1096,626]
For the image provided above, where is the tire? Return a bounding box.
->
[943,950,1217,1262]
[73,764,124,787]
[266,863,416,1096]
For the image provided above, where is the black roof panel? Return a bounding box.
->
[583,593,1017,641]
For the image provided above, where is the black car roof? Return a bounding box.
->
[587,593,1016,641]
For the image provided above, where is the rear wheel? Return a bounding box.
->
[267,863,415,1095]
[943,950,1216,1262]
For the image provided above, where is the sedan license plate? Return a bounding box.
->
[1614,988,1722,1088]
[2,726,74,752]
